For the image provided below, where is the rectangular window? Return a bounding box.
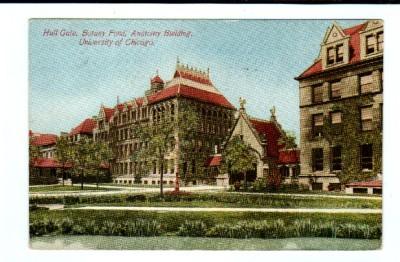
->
[361,106,373,131]
[361,144,373,170]
[360,73,373,94]
[331,111,342,124]
[327,47,335,65]
[313,85,324,103]
[377,32,383,51]
[313,114,324,137]
[312,148,324,171]
[366,35,376,54]
[332,146,342,171]
[330,81,341,99]
[336,44,344,63]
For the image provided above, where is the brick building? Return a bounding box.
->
[93,59,236,185]
[295,20,383,191]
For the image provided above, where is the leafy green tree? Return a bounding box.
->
[222,135,258,190]
[55,136,73,186]
[278,130,297,149]
[29,137,41,177]
[90,141,113,188]
[132,100,201,196]
[69,137,95,190]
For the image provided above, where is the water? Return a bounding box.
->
[30,236,381,250]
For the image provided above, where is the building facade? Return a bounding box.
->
[226,101,300,184]
[93,60,236,185]
[295,20,383,191]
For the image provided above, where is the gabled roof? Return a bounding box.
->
[249,118,283,158]
[278,149,300,165]
[103,107,115,122]
[204,155,222,167]
[30,133,58,146]
[298,22,368,79]
[147,84,235,110]
[151,75,164,84]
[70,118,96,136]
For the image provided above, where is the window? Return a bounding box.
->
[327,47,335,65]
[360,73,373,94]
[361,106,373,131]
[312,148,324,171]
[312,114,324,137]
[377,32,383,51]
[331,111,342,124]
[313,85,324,103]
[331,146,342,171]
[361,144,373,170]
[330,81,341,99]
[336,44,344,63]
[366,35,376,54]
[327,44,344,65]
[366,32,383,55]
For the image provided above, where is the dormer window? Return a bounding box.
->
[327,44,344,66]
[366,31,383,55]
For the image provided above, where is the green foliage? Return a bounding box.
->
[29,192,381,209]
[278,130,298,149]
[322,95,382,184]
[30,209,382,239]
[178,220,208,237]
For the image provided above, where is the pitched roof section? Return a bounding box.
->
[148,84,235,110]
[249,118,283,158]
[31,134,58,146]
[298,22,367,79]
[278,149,300,165]
[151,75,164,84]
[205,155,222,167]
[32,158,72,168]
[70,118,96,136]
[103,107,115,122]
[346,180,382,188]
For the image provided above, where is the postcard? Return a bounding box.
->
[28,18,382,250]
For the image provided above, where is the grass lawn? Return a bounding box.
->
[48,192,382,209]
[99,183,175,188]
[29,185,119,193]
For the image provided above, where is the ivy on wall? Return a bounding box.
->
[322,94,382,184]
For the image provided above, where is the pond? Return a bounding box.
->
[30,236,381,250]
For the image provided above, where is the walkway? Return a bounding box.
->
[70,206,382,214]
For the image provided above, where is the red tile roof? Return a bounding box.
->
[346,180,382,188]
[249,119,283,158]
[205,155,222,167]
[70,118,96,136]
[148,84,235,109]
[278,149,300,164]
[32,158,72,169]
[31,134,58,146]
[135,97,144,107]
[103,107,115,122]
[174,70,212,85]
[298,22,367,78]
[151,75,164,84]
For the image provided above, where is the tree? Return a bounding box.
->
[90,141,113,188]
[29,137,41,177]
[278,130,297,149]
[222,135,258,190]
[132,100,201,196]
[55,136,73,186]
[69,137,94,190]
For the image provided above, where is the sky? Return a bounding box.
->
[29,19,364,141]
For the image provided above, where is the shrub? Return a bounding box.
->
[64,196,80,205]
[177,220,208,237]
[60,218,74,234]
[252,178,267,192]
[29,219,59,237]
[126,194,147,202]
